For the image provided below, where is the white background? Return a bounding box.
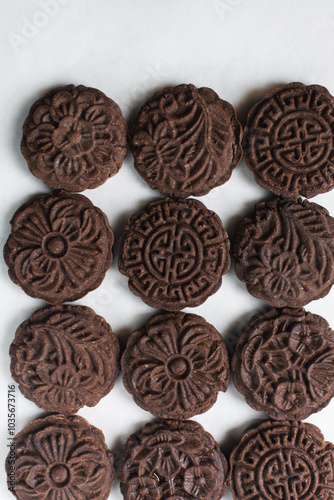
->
[1,1,334,498]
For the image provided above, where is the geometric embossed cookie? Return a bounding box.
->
[128,83,243,198]
[232,307,334,420]
[6,414,115,499]
[118,419,228,500]
[243,83,334,198]
[233,197,334,307]
[229,419,334,500]
[122,311,230,419]
[21,85,127,192]
[118,197,231,310]
[4,191,114,304]
[10,305,120,414]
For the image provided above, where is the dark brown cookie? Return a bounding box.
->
[10,305,120,414]
[21,84,127,192]
[6,414,114,499]
[122,311,230,419]
[243,82,334,198]
[232,307,334,420]
[4,191,114,304]
[229,420,334,500]
[129,83,242,198]
[118,419,228,499]
[118,197,230,310]
[233,197,334,307]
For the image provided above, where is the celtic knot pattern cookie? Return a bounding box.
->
[229,420,334,500]
[118,419,228,500]
[10,305,120,414]
[122,312,229,419]
[118,197,230,310]
[232,307,334,420]
[6,414,114,500]
[244,83,334,198]
[4,191,113,304]
[233,197,334,307]
[21,85,127,191]
[129,84,242,198]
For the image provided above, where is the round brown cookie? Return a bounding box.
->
[232,307,334,420]
[229,419,334,500]
[5,414,114,499]
[10,305,120,414]
[233,197,334,307]
[21,84,127,192]
[118,419,228,500]
[4,191,114,304]
[122,311,230,419]
[128,83,242,198]
[118,197,230,310]
[243,82,334,198]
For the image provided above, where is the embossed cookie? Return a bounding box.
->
[122,311,230,419]
[129,83,243,198]
[118,197,230,310]
[229,420,334,500]
[232,307,334,420]
[10,305,120,414]
[21,84,127,191]
[118,419,228,499]
[6,414,114,499]
[243,82,334,198]
[4,191,114,304]
[233,197,334,307]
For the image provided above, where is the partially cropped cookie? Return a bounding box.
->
[243,82,334,198]
[4,191,113,303]
[118,197,230,310]
[10,305,120,414]
[21,84,127,191]
[118,419,228,500]
[229,420,334,500]
[129,83,242,198]
[122,312,229,419]
[232,307,334,420]
[233,197,334,307]
[6,414,114,499]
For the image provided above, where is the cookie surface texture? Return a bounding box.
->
[122,311,230,419]
[10,305,120,414]
[4,191,114,303]
[118,197,230,310]
[129,83,242,198]
[21,84,127,191]
[118,419,228,499]
[243,82,334,198]
[233,197,334,307]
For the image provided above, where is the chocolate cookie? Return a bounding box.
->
[233,197,334,307]
[229,420,334,500]
[4,191,114,303]
[129,83,242,198]
[232,307,334,420]
[118,197,230,310]
[122,311,230,419]
[6,414,114,499]
[21,84,127,191]
[10,305,120,414]
[118,419,228,499]
[243,83,334,198]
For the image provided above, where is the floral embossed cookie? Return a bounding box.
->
[10,305,120,414]
[4,191,114,303]
[21,85,127,191]
[122,312,230,419]
[129,83,243,198]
